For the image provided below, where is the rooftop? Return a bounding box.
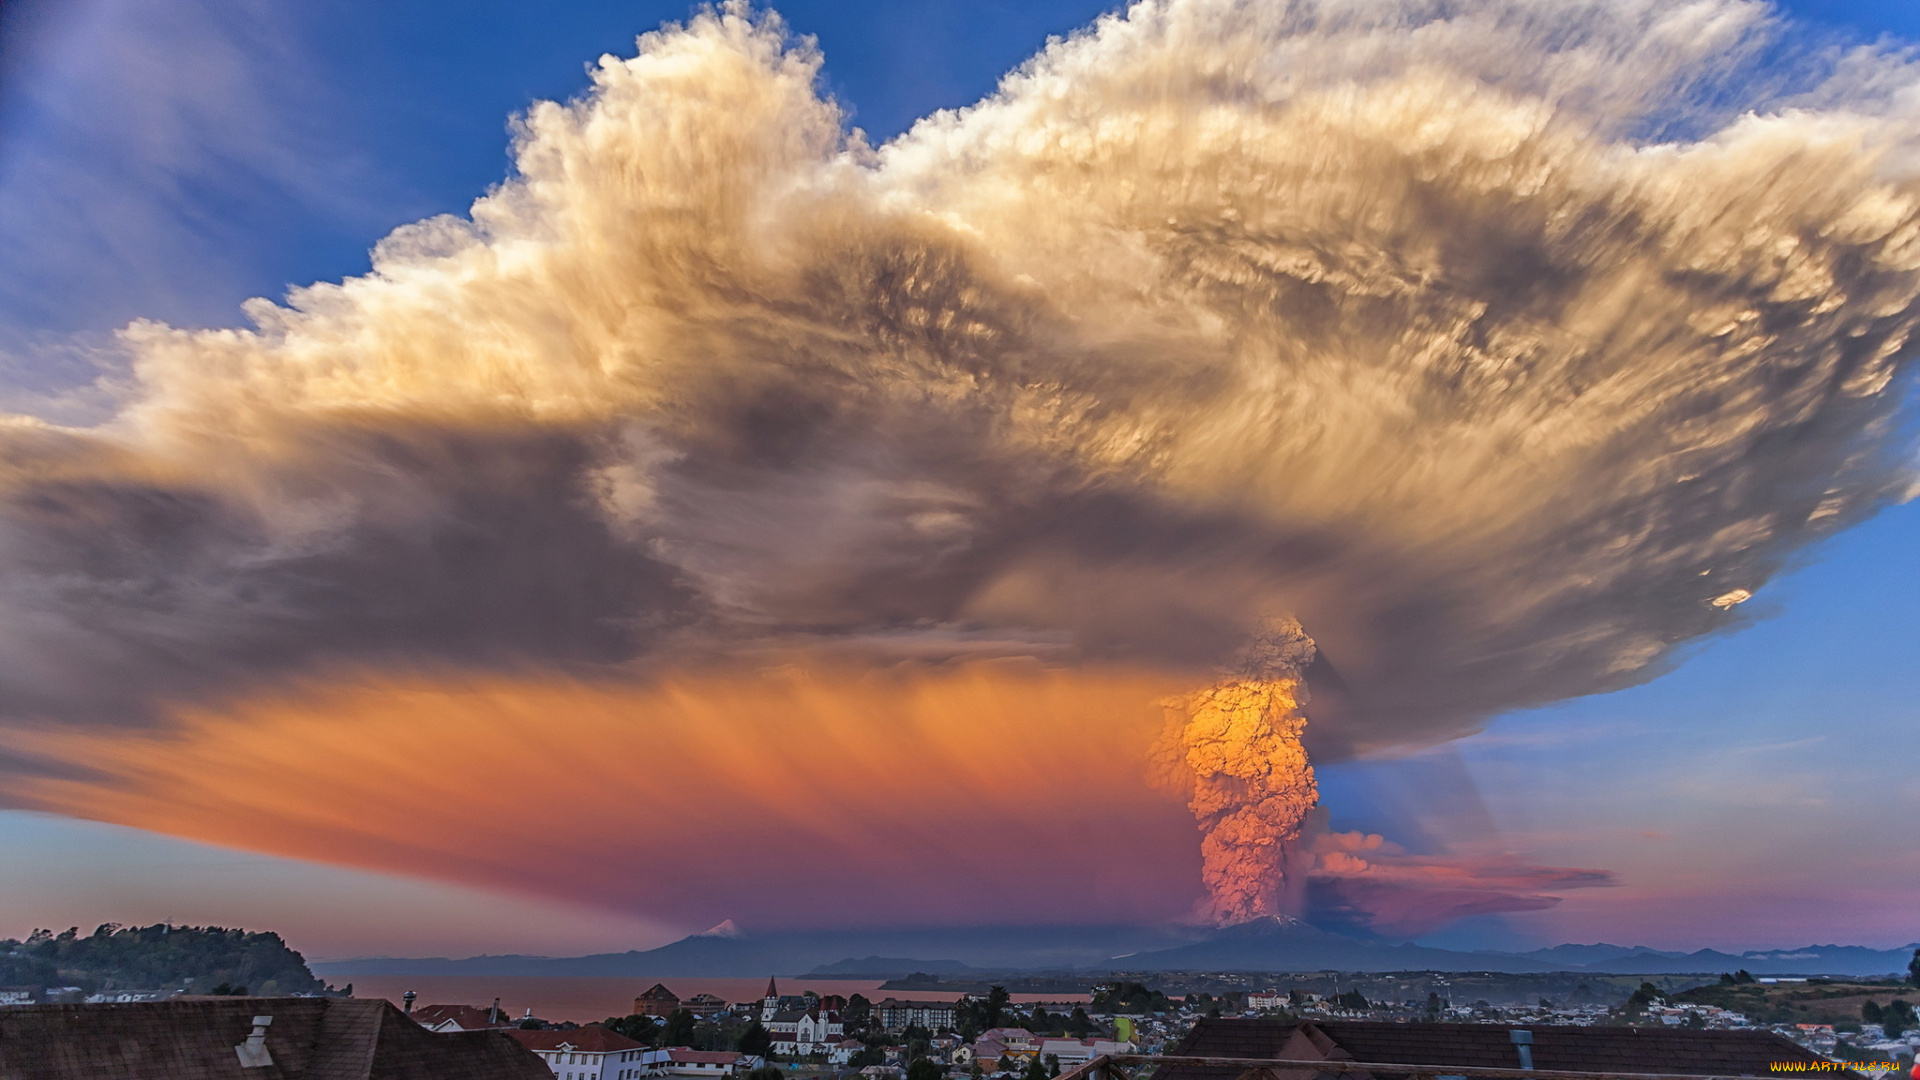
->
[0,997,548,1080]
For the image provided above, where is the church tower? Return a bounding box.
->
[761,976,779,1023]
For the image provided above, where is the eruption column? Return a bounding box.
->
[1163,622,1320,925]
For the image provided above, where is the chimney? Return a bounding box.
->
[1510,1029,1534,1073]
[403,990,416,1015]
[491,997,502,1025]
[235,1015,274,1068]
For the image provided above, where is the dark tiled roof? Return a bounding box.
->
[1318,1020,1831,1076]
[0,997,550,1080]
[1164,1017,1850,1080]
[638,985,681,1003]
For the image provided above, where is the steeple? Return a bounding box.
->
[761,976,780,1023]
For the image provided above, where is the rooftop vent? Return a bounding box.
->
[235,1015,273,1068]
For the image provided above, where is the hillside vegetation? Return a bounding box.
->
[1676,977,1916,1029]
[0,923,330,996]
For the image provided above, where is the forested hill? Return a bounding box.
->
[0,923,331,996]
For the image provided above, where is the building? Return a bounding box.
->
[1247,994,1288,1011]
[0,997,548,1079]
[642,1048,763,1076]
[873,998,958,1032]
[636,985,682,1017]
[958,1038,1014,1071]
[684,993,730,1017]
[1157,1016,1857,1080]
[511,1024,651,1080]
[413,1001,514,1031]
[1036,1036,1135,1069]
[767,1004,844,1055]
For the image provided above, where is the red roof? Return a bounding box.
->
[668,1049,748,1064]
[412,1004,511,1029]
[509,1025,647,1053]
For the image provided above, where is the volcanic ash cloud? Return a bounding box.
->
[4,0,1920,924]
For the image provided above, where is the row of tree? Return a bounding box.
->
[0,924,328,997]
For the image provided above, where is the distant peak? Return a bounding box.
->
[696,919,744,939]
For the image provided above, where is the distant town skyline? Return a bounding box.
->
[1,0,1917,960]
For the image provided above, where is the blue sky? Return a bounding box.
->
[0,0,1916,958]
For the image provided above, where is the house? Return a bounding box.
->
[961,1028,1039,1072]
[642,1048,762,1076]
[684,993,730,1017]
[0,997,548,1079]
[1037,1036,1134,1069]
[413,1001,514,1031]
[636,985,682,1017]
[511,1024,651,1080]
[830,1038,867,1065]
[766,1004,844,1055]
[873,998,958,1032]
[956,1038,1007,1071]
[981,1028,1037,1050]
[1154,1016,1860,1080]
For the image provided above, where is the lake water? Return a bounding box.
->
[342,975,1086,1023]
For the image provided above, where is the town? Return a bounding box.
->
[391,970,1920,1080]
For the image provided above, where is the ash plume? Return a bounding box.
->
[1155,620,1320,924]
[4,0,1920,925]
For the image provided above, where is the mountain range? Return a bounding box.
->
[311,917,1920,980]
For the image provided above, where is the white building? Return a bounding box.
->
[767,1005,844,1056]
[1036,1038,1135,1069]
[873,999,958,1032]
[510,1025,652,1080]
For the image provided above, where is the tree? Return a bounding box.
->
[1909,950,1920,989]
[849,1046,886,1069]
[1623,983,1666,1017]
[1864,1002,1885,1024]
[1045,1054,1061,1078]
[908,1058,945,1080]
[661,1009,699,1048]
[1066,1007,1092,1038]
[738,1019,773,1058]
[1884,1000,1916,1039]
[1092,982,1170,1015]
[603,1015,660,1045]
[845,994,874,1035]
[1022,1055,1050,1080]
[0,923,327,997]
[745,1067,784,1080]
